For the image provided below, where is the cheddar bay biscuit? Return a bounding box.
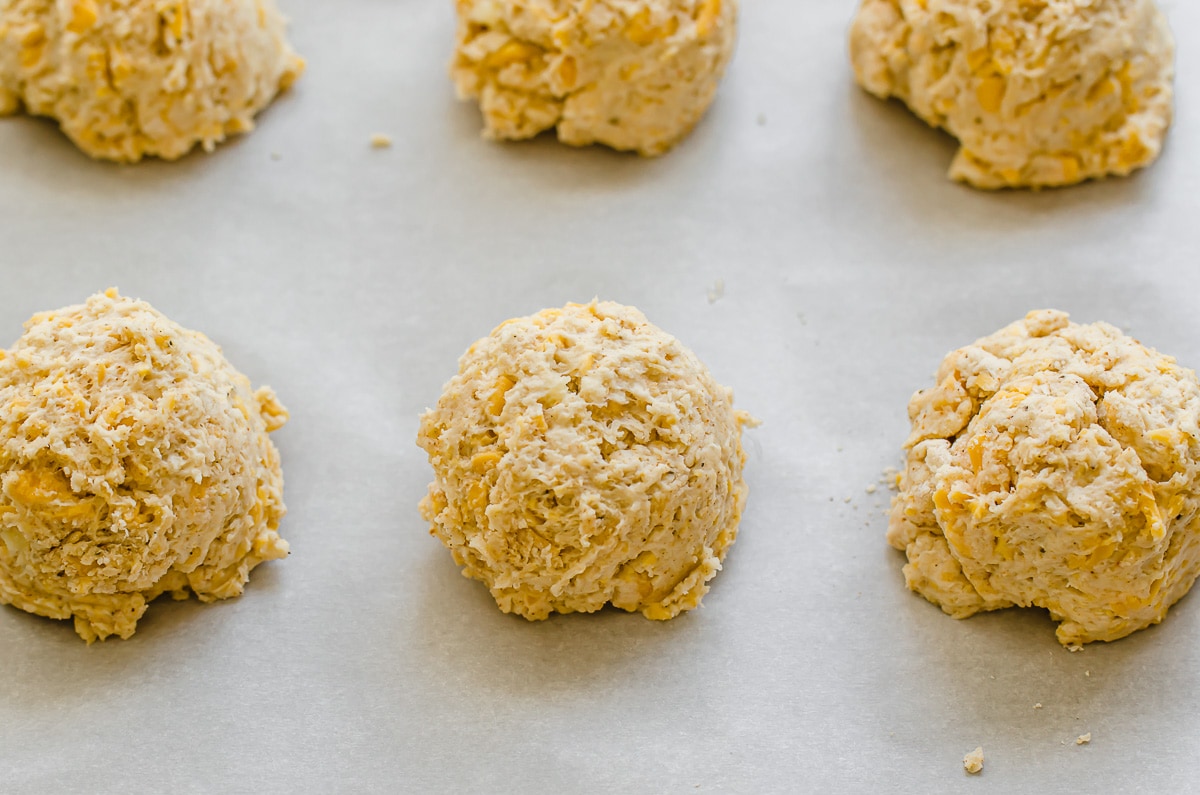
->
[850,0,1174,188]
[0,0,303,162]
[891,310,1200,645]
[0,290,288,641]
[418,301,752,620]
[452,0,737,155]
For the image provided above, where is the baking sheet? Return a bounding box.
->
[2,1,1200,792]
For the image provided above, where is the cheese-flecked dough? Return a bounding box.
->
[0,289,289,642]
[418,301,752,620]
[0,0,303,162]
[890,310,1200,645]
[849,0,1175,189]
[452,0,737,156]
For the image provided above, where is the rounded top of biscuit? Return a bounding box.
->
[418,300,750,621]
[0,289,287,606]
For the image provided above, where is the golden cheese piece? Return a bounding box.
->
[418,301,752,620]
[849,0,1175,189]
[0,0,304,162]
[451,0,737,156]
[890,310,1200,645]
[0,289,289,642]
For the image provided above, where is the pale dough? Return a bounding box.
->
[890,310,1200,645]
[0,0,303,162]
[849,0,1174,189]
[0,289,289,642]
[418,301,752,620]
[452,0,737,156]
[963,746,984,774]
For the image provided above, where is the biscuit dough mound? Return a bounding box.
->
[452,0,737,156]
[890,310,1200,645]
[418,301,752,620]
[849,0,1174,188]
[0,289,289,642]
[0,0,304,162]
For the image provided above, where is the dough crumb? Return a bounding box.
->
[0,0,303,162]
[418,300,752,621]
[1076,733,1092,745]
[370,133,393,149]
[849,0,1175,188]
[707,279,726,305]
[963,746,984,774]
[0,290,288,642]
[866,484,878,494]
[451,0,738,156]
[888,310,1200,646]
[1034,703,1043,710]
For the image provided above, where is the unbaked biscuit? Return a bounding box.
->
[452,0,737,156]
[849,0,1174,188]
[0,289,288,642]
[418,301,752,620]
[891,310,1200,645]
[0,0,303,162]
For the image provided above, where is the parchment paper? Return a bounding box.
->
[1,1,1198,792]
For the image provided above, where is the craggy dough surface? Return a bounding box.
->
[452,0,737,156]
[890,310,1200,645]
[0,0,303,162]
[0,290,288,642]
[418,301,751,620]
[849,0,1174,188]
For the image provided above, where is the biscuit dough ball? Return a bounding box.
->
[452,0,737,156]
[418,301,752,620]
[890,310,1200,645]
[0,290,289,642]
[849,0,1174,188]
[0,0,303,162]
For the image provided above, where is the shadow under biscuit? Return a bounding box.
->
[841,83,1156,232]
[865,545,1200,760]
[396,543,711,701]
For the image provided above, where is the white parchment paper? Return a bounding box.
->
[1,1,1198,792]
